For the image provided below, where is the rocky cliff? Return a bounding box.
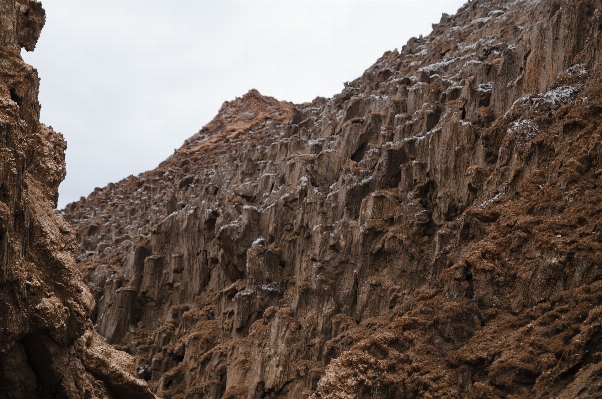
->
[0,1,156,397]
[65,0,602,397]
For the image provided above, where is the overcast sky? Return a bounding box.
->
[22,0,466,209]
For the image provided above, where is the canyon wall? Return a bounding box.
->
[0,1,155,397]
[65,0,602,397]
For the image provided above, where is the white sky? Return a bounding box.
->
[22,0,466,209]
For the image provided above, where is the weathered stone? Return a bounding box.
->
[64,0,602,398]
[0,1,155,397]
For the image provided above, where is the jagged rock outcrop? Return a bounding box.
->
[65,0,602,397]
[0,1,156,397]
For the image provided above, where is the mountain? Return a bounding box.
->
[63,0,602,398]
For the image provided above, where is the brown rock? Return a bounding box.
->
[65,0,602,398]
[0,0,155,397]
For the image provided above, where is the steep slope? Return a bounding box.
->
[0,0,156,397]
[65,0,602,397]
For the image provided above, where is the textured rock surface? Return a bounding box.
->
[0,1,155,397]
[66,0,602,397]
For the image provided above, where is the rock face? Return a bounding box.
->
[65,0,602,397]
[0,1,155,398]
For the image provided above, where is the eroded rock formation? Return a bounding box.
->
[65,0,602,397]
[0,1,155,397]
